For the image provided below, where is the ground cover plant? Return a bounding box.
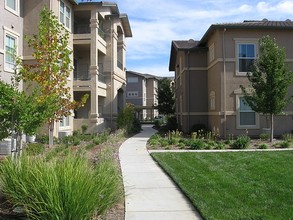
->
[0,128,126,220]
[147,130,293,150]
[151,151,293,220]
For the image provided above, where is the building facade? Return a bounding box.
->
[126,71,159,120]
[0,0,132,137]
[169,20,293,137]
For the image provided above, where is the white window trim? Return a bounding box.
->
[5,0,20,16]
[236,95,259,129]
[3,27,19,73]
[59,115,70,128]
[59,0,72,31]
[235,38,258,76]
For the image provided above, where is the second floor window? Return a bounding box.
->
[5,0,19,15]
[5,34,16,70]
[60,1,71,29]
[237,43,256,75]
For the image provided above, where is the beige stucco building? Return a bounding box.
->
[0,0,132,137]
[169,20,293,137]
[126,71,159,120]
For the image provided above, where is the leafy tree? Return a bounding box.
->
[19,8,88,147]
[157,78,175,115]
[117,103,141,135]
[0,79,48,155]
[241,36,293,142]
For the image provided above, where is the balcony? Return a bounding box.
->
[74,70,90,81]
[74,24,90,34]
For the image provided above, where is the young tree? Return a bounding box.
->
[19,8,87,147]
[157,78,175,115]
[241,36,293,142]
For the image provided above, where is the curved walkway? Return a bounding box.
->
[119,125,202,220]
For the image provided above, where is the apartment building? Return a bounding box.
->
[0,0,132,137]
[126,71,159,120]
[169,20,293,137]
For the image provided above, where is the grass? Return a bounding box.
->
[151,151,293,220]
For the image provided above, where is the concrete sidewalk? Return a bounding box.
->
[119,125,202,220]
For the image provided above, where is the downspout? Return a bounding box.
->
[187,50,190,133]
[222,28,227,138]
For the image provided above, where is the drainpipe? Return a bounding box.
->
[187,50,190,133]
[222,28,227,138]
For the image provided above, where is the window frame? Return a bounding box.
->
[235,39,258,76]
[59,0,72,30]
[4,28,19,72]
[5,0,19,16]
[60,115,70,128]
[127,77,138,83]
[236,95,259,129]
[209,91,215,110]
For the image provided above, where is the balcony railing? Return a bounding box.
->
[98,74,106,83]
[74,71,90,81]
[98,28,106,40]
[117,60,123,70]
[74,24,90,34]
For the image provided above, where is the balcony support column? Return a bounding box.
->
[89,65,99,122]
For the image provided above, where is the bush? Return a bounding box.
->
[215,141,226,149]
[0,152,122,219]
[165,116,178,131]
[258,143,268,149]
[231,135,251,149]
[190,139,206,150]
[81,125,88,134]
[191,123,208,133]
[280,141,290,148]
[36,135,49,144]
[282,133,293,142]
[259,133,270,141]
[25,143,45,156]
[117,103,141,135]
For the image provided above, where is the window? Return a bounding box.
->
[237,96,259,128]
[60,1,71,29]
[209,91,215,110]
[127,77,138,83]
[5,0,19,15]
[5,34,16,70]
[127,91,138,97]
[60,116,70,127]
[236,40,257,75]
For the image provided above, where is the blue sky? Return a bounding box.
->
[80,1,293,76]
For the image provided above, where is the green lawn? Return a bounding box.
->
[151,151,293,220]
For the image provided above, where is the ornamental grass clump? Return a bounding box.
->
[0,152,122,220]
[231,135,251,149]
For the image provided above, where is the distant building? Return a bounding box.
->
[126,71,159,120]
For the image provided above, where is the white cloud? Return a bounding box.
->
[115,0,293,76]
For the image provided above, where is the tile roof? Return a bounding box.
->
[199,20,293,45]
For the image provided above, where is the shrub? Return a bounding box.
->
[259,133,270,141]
[25,142,45,156]
[117,103,141,135]
[258,143,268,149]
[165,116,178,131]
[279,141,290,148]
[81,125,88,134]
[215,141,226,149]
[0,152,122,219]
[191,123,207,133]
[190,139,206,150]
[160,139,169,147]
[231,135,251,149]
[36,135,49,144]
[282,133,293,142]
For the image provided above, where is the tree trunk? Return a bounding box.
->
[49,121,54,148]
[270,114,274,143]
[16,132,23,158]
